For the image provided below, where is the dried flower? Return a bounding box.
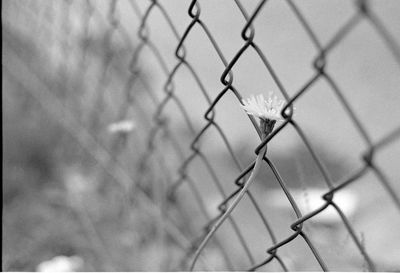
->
[241,93,285,122]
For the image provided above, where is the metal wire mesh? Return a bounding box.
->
[3,0,400,271]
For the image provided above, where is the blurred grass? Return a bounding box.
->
[2,16,178,270]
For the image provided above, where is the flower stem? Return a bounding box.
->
[189,119,272,271]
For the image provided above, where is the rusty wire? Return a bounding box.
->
[3,0,400,271]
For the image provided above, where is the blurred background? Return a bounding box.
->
[3,0,400,271]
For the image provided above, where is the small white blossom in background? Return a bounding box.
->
[107,119,136,134]
[36,255,83,272]
[63,166,95,201]
[241,92,285,122]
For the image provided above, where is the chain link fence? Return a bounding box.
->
[3,0,400,271]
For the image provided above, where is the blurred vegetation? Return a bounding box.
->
[3,20,175,271]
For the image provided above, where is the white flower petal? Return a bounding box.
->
[241,92,285,121]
